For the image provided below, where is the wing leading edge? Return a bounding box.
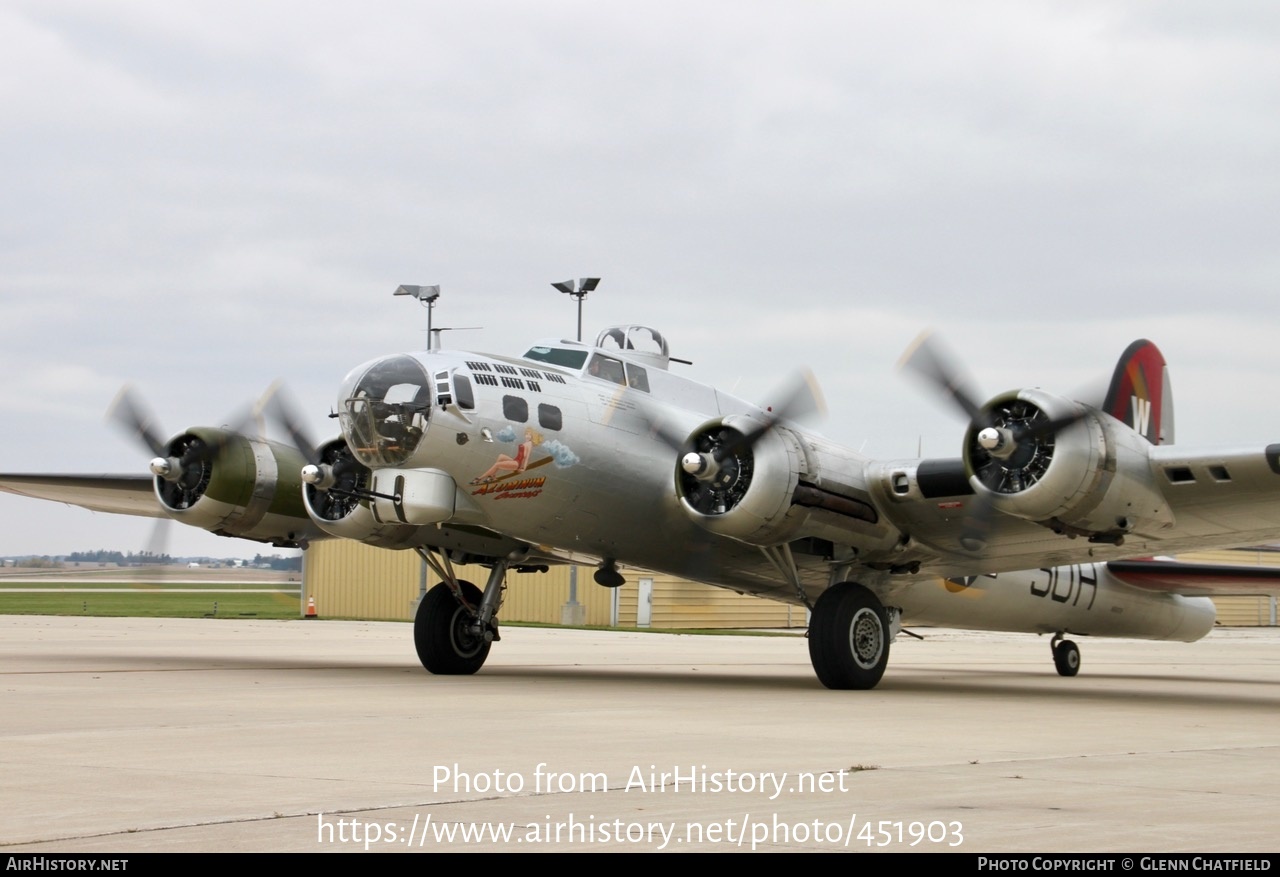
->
[0,474,163,518]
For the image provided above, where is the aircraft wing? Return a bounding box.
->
[1107,558,1280,597]
[873,439,1280,579]
[0,474,164,518]
[1148,441,1280,529]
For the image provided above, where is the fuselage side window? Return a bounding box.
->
[502,395,529,423]
[537,403,563,431]
[454,374,475,410]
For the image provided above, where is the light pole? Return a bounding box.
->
[393,284,441,349]
[551,276,598,627]
[551,277,600,342]
[394,283,440,608]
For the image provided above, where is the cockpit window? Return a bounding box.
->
[523,346,588,369]
[626,363,649,392]
[586,354,626,385]
[338,355,432,467]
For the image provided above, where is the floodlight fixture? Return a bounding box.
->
[394,284,443,349]
[552,277,601,341]
[394,284,441,304]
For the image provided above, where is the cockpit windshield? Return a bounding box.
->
[523,345,589,369]
[337,355,432,467]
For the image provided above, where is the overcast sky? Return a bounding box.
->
[2,1,1279,558]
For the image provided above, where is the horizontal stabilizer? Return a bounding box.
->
[1108,558,1280,597]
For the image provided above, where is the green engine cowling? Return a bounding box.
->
[154,427,323,548]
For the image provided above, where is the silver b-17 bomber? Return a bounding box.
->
[5,299,1280,690]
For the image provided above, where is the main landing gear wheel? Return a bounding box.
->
[808,583,891,690]
[1052,638,1080,677]
[415,582,491,675]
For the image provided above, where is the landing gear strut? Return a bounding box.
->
[808,583,893,690]
[412,549,509,676]
[1051,633,1080,677]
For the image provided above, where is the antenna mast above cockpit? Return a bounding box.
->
[551,277,601,342]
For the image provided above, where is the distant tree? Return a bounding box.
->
[18,557,64,569]
[68,550,126,564]
[123,550,173,566]
[252,553,302,571]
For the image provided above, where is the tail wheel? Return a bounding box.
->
[1053,639,1081,677]
[808,583,891,690]
[415,582,491,675]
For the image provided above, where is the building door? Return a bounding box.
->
[637,577,653,628]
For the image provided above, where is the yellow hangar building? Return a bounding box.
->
[301,539,1278,629]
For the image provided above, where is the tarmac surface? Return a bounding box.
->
[2,615,1278,853]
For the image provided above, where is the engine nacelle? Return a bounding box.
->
[302,438,426,549]
[676,416,802,543]
[963,388,1174,539]
[675,416,898,552]
[153,427,317,547]
[302,438,508,555]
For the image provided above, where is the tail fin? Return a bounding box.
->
[1100,339,1174,445]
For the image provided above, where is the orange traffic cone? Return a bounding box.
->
[305,595,318,619]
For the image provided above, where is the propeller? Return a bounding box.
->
[259,382,369,521]
[110,384,272,509]
[704,369,827,465]
[303,440,368,521]
[589,369,829,582]
[898,331,986,425]
[641,368,827,460]
[898,331,1089,552]
[133,513,175,581]
[107,385,168,458]
[105,386,185,578]
[261,380,320,466]
[107,386,204,505]
[673,369,827,516]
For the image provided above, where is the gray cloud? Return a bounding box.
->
[3,1,1279,555]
